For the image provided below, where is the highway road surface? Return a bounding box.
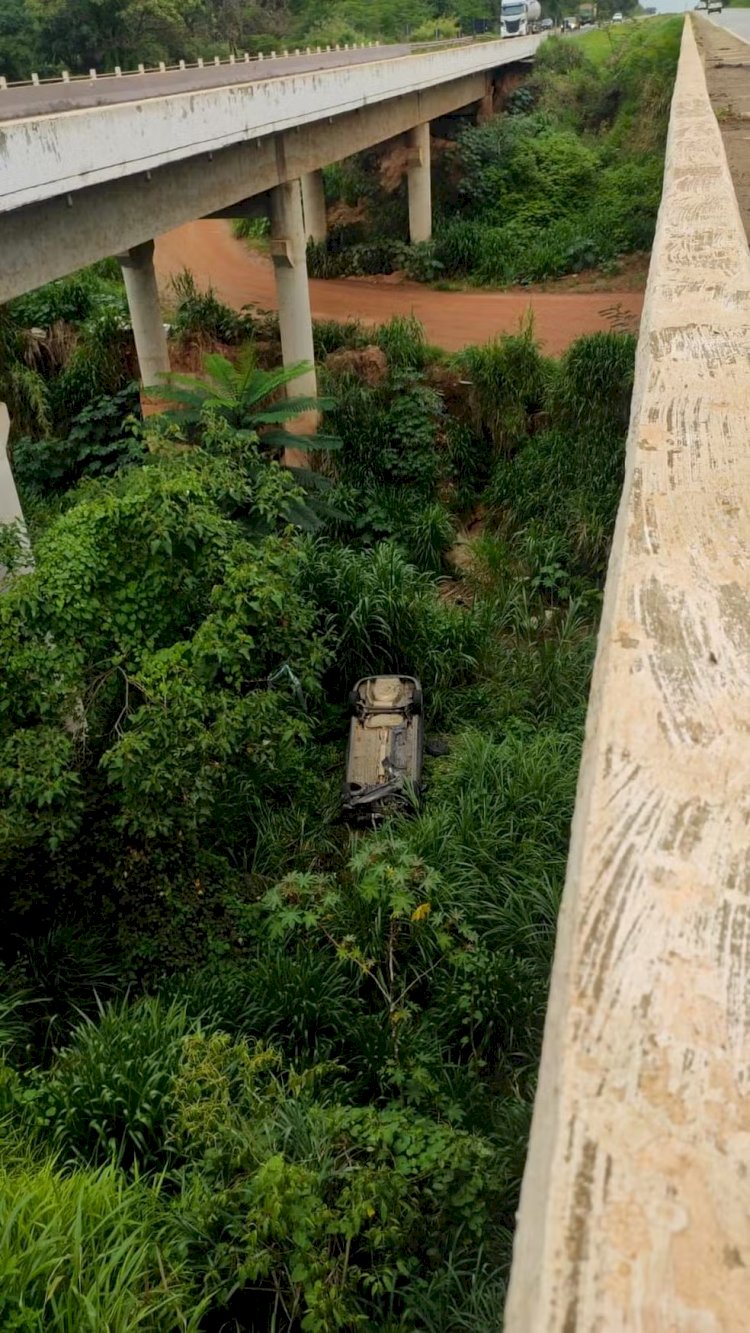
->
[0,43,416,122]
[710,9,750,40]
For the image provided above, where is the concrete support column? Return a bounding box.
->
[407,122,432,244]
[300,170,327,244]
[118,240,170,391]
[269,180,317,465]
[0,403,33,577]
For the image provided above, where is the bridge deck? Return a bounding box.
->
[0,45,413,122]
[506,16,750,1328]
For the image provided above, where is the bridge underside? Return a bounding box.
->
[0,71,488,303]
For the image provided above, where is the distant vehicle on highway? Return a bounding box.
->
[612,10,624,20]
[540,16,555,27]
[563,15,579,28]
[501,0,542,36]
[707,0,722,12]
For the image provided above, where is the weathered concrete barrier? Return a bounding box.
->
[505,17,750,1329]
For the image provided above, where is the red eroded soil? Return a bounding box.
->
[155,220,644,356]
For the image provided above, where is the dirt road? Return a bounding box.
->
[155,220,644,356]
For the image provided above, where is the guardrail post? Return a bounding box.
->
[62,70,70,81]
[244,52,250,62]
[31,72,39,85]
[159,61,165,73]
[197,57,204,68]
[258,51,264,60]
[89,67,97,79]
[214,55,220,65]
[179,59,186,70]
[138,63,145,74]
[271,50,277,58]
[0,77,7,91]
[115,66,122,76]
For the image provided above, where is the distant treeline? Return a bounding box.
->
[0,0,501,80]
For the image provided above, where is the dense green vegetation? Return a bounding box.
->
[2,0,486,79]
[1,0,647,80]
[307,20,681,286]
[0,256,635,1326]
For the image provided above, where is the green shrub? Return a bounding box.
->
[0,1158,200,1331]
[459,325,551,452]
[313,317,369,357]
[553,329,636,432]
[33,997,193,1170]
[169,1032,498,1329]
[12,383,145,500]
[305,539,484,693]
[169,269,248,345]
[10,273,107,329]
[374,313,431,371]
[49,309,133,427]
[1,926,120,1065]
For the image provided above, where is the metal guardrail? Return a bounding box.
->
[0,36,478,94]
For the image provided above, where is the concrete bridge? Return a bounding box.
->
[4,16,750,1327]
[0,36,541,401]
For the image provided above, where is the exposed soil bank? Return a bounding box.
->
[155,220,644,355]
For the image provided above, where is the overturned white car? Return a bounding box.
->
[343,676,424,822]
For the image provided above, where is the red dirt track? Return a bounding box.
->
[155,220,644,355]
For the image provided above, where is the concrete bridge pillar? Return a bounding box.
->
[118,240,170,391]
[301,170,327,244]
[407,122,432,244]
[268,180,317,464]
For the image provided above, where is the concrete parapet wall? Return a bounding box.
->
[0,38,534,214]
[505,17,750,1329]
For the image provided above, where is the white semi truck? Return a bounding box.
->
[501,0,542,36]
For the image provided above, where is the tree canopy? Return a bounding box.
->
[1,0,499,77]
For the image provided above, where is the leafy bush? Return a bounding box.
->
[12,383,145,500]
[168,1032,498,1329]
